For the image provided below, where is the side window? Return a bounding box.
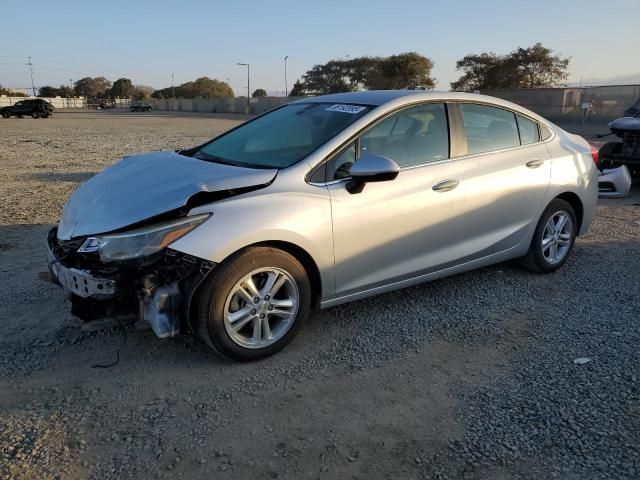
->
[539,124,552,141]
[460,104,520,154]
[326,142,356,181]
[359,103,449,168]
[516,114,540,145]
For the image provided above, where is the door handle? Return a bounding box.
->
[432,179,459,192]
[526,158,544,168]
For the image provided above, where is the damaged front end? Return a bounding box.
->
[45,149,278,338]
[47,227,215,338]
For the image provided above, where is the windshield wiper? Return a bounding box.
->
[193,151,238,166]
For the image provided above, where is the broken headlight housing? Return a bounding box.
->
[78,213,211,263]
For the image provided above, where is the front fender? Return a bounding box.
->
[169,187,335,298]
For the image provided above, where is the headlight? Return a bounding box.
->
[78,213,210,263]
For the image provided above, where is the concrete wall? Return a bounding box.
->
[147,96,306,115]
[0,95,88,108]
[481,85,640,122]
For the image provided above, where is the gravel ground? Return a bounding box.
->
[0,111,638,480]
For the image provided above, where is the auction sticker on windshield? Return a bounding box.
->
[326,104,367,114]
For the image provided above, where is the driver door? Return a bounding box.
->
[326,103,470,299]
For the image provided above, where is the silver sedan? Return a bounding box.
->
[48,91,598,360]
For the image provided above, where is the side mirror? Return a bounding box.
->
[346,153,400,194]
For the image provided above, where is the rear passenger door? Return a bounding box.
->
[451,103,551,259]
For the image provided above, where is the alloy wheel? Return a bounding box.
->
[223,267,299,349]
[541,210,573,264]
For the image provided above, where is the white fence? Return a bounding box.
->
[0,95,304,114]
[147,96,305,115]
[0,95,88,108]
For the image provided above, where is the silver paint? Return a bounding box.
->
[57,91,599,312]
[57,150,276,240]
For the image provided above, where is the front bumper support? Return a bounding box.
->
[46,228,215,338]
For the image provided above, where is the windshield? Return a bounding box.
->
[194,102,372,169]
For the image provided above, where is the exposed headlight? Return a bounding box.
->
[78,213,210,263]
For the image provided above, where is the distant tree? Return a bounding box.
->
[74,77,112,97]
[58,85,74,98]
[109,78,135,98]
[450,53,513,91]
[296,53,435,95]
[511,43,570,88]
[288,80,305,97]
[152,77,233,99]
[38,86,61,97]
[451,43,569,91]
[301,59,363,95]
[252,88,267,98]
[0,85,27,96]
[40,85,74,98]
[132,85,154,100]
[369,52,435,90]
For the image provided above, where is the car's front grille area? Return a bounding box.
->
[48,228,107,271]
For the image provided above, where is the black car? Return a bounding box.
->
[0,99,54,119]
[623,98,640,117]
[130,103,152,112]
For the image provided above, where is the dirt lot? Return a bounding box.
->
[1,111,639,480]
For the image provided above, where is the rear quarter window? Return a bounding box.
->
[460,104,520,154]
[516,114,540,145]
[539,124,553,140]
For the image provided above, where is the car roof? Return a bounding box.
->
[291,90,550,123]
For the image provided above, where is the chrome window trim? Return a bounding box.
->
[305,99,557,186]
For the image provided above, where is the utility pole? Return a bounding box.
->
[171,73,175,100]
[284,56,288,97]
[237,63,250,110]
[27,56,36,96]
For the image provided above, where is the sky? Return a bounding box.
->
[1,0,638,96]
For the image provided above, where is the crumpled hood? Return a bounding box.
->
[57,150,277,240]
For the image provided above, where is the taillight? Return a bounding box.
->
[590,145,600,166]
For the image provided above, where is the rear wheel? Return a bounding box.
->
[196,247,310,361]
[520,199,577,273]
[31,111,40,119]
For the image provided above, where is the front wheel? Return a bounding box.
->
[1,112,10,119]
[196,247,311,361]
[520,199,577,273]
[31,111,40,119]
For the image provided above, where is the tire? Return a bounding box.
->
[1,112,9,119]
[520,199,577,273]
[31,111,40,119]
[196,247,311,361]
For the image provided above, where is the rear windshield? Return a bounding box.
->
[194,102,372,169]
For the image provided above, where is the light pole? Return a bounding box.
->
[284,56,288,97]
[27,56,36,96]
[237,62,250,110]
